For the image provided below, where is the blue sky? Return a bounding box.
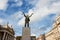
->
[0,0,60,37]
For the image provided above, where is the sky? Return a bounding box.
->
[0,0,60,37]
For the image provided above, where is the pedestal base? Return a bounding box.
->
[22,27,31,40]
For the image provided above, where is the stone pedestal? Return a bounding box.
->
[22,27,31,40]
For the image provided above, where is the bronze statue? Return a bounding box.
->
[23,12,33,27]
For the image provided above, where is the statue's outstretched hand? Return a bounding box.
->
[22,12,24,15]
[29,13,34,17]
[32,13,33,15]
[22,12,26,17]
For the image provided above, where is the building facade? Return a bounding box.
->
[37,16,60,40]
[0,24,15,40]
[45,15,60,40]
[36,34,45,40]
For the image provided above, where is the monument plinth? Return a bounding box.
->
[22,27,31,40]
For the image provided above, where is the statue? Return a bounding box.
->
[23,12,33,27]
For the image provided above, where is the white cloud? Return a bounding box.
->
[8,11,23,21]
[0,18,3,24]
[18,17,25,27]
[17,0,60,26]
[11,0,23,7]
[25,0,38,5]
[49,2,60,13]
[14,0,18,2]
[12,11,23,19]
[0,0,8,10]
[31,33,36,36]
[17,7,55,26]
[16,0,23,6]
[16,33,21,36]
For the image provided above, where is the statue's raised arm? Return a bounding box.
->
[29,13,33,17]
[23,12,26,17]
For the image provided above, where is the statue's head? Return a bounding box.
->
[26,15,29,17]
